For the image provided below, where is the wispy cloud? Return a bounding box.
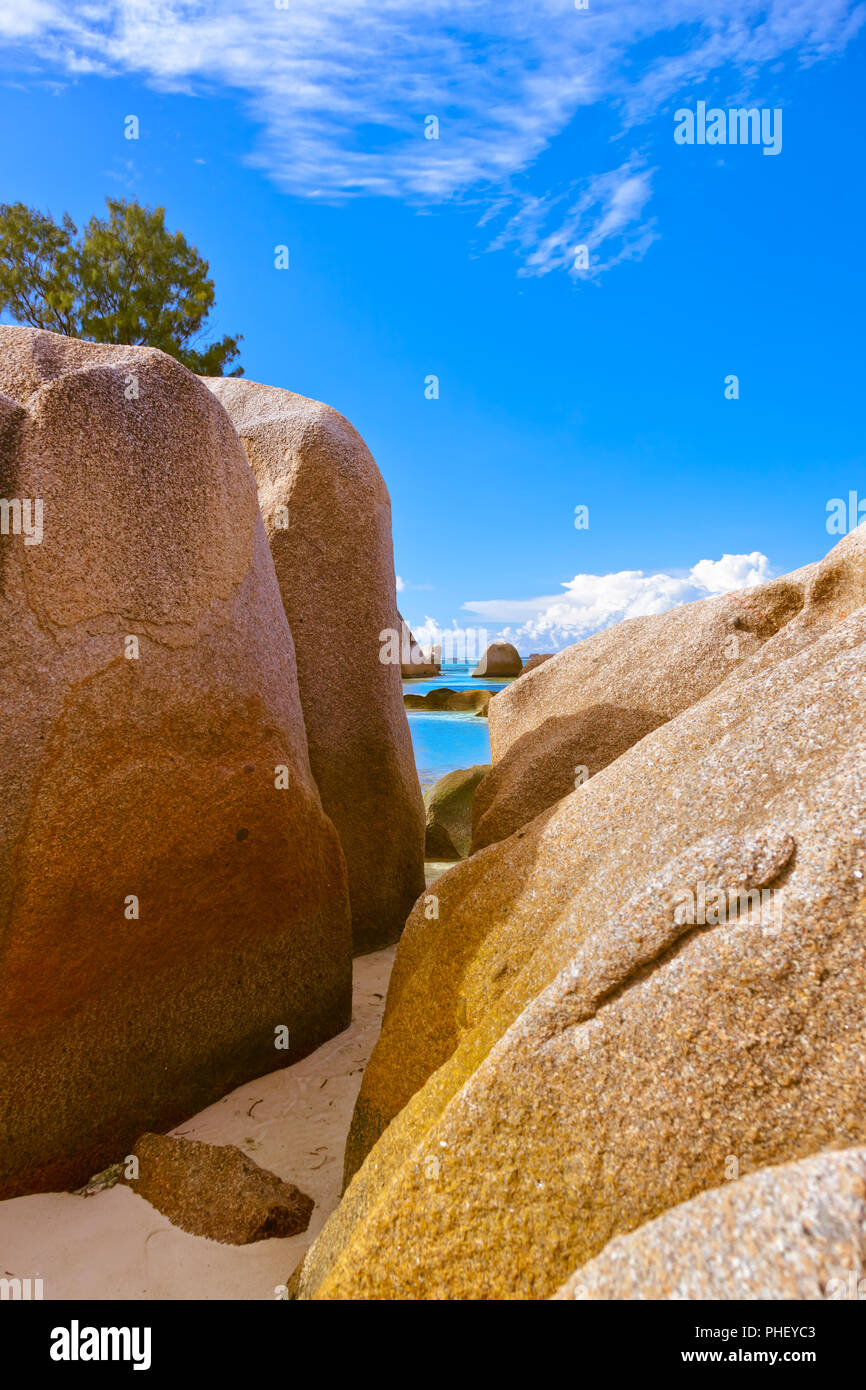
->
[1,2,862,273]
[487,157,658,279]
[464,551,773,649]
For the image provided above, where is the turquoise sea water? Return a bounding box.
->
[404,662,514,789]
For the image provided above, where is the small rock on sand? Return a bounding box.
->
[127,1134,314,1246]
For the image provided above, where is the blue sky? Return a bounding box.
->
[1,1,864,652]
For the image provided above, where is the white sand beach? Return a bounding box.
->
[0,948,395,1301]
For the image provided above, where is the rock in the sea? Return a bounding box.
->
[471,705,667,851]
[205,379,425,954]
[299,529,866,1300]
[472,639,522,678]
[404,688,492,716]
[424,765,491,860]
[399,614,440,678]
[519,653,555,676]
[553,1147,866,1300]
[0,328,352,1200]
[128,1133,314,1245]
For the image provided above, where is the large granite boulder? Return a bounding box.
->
[0,328,352,1199]
[553,1146,866,1300]
[471,705,667,851]
[297,529,866,1299]
[473,567,818,850]
[424,765,491,860]
[488,571,812,764]
[472,640,522,678]
[206,379,425,953]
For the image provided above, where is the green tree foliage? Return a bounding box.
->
[0,198,243,376]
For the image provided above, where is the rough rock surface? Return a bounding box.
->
[127,1133,314,1245]
[404,688,492,716]
[424,765,491,860]
[472,639,522,678]
[0,328,352,1199]
[553,1147,866,1300]
[300,528,866,1299]
[471,705,667,851]
[206,378,425,953]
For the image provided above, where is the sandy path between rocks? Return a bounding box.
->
[0,946,395,1301]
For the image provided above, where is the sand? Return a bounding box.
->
[424,861,454,885]
[0,947,395,1301]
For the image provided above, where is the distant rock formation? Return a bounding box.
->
[399,615,441,678]
[424,765,491,860]
[472,639,522,678]
[404,688,492,716]
[206,379,425,954]
[519,653,555,677]
[127,1133,314,1245]
[297,526,866,1300]
[0,328,352,1200]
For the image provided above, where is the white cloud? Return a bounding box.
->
[463,551,773,649]
[2,2,862,274]
[395,574,405,592]
[0,0,60,40]
[487,157,658,279]
[688,552,772,593]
